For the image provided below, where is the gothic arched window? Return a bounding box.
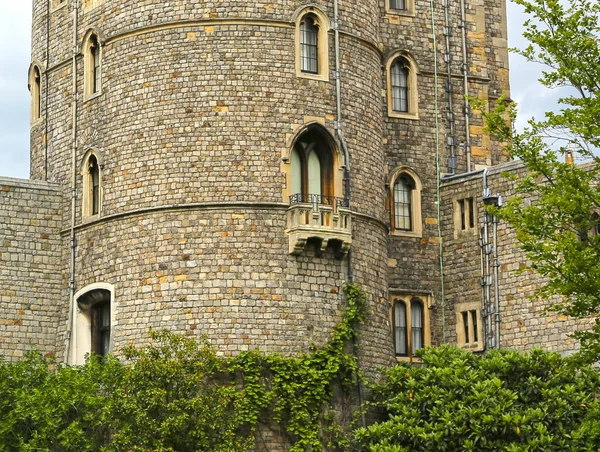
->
[295,9,330,81]
[30,65,41,122]
[83,32,102,98]
[82,152,102,218]
[290,127,335,205]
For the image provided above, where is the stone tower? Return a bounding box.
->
[11,0,509,365]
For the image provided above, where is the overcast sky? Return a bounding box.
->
[0,2,564,179]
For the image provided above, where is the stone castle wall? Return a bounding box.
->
[0,177,63,360]
[441,162,593,354]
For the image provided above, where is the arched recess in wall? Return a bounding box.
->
[82,29,103,99]
[28,61,43,123]
[388,165,422,237]
[70,282,115,365]
[293,5,330,81]
[80,149,103,219]
[283,123,344,205]
[385,51,419,119]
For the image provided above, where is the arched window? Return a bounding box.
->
[289,126,335,204]
[386,53,419,118]
[83,32,102,98]
[391,59,409,113]
[72,286,113,364]
[300,16,319,74]
[295,9,330,81]
[29,65,41,122]
[393,175,413,231]
[389,168,422,236]
[82,152,102,218]
[393,296,428,358]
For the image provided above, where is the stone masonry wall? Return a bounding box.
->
[0,177,63,360]
[441,161,593,354]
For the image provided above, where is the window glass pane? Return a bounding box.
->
[462,311,470,343]
[390,0,406,9]
[394,176,412,230]
[300,17,319,74]
[308,151,321,198]
[411,299,424,352]
[394,301,407,355]
[89,156,100,215]
[471,310,478,342]
[92,39,100,93]
[459,199,466,230]
[468,198,475,228]
[391,62,408,112]
[291,148,302,197]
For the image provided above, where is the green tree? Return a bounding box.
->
[353,346,600,451]
[481,0,600,362]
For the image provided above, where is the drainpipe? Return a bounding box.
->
[481,168,494,348]
[493,212,500,348]
[64,0,79,364]
[459,0,472,171]
[44,0,51,180]
[332,0,363,428]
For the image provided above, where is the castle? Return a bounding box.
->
[0,0,584,371]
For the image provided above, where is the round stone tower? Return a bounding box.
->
[29,0,393,369]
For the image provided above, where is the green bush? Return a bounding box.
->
[354,346,600,451]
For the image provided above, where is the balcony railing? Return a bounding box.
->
[286,193,352,257]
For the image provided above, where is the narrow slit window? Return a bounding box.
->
[459,199,466,230]
[462,311,470,343]
[468,198,475,228]
[471,310,478,343]
[92,301,111,357]
[89,155,100,215]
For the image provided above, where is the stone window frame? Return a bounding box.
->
[386,0,416,18]
[390,292,432,363]
[455,301,484,351]
[386,52,419,120]
[51,0,67,13]
[70,282,115,365]
[388,166,423,237]
[294,6,330,82]
[282,121,344,204]
[28,62,43,124]
[82,29,103,100]
[81,149,103,220]
[453,194,478,238]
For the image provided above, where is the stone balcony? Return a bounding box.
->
[285,194,352,258]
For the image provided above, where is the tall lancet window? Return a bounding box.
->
[300,16,319,74]
[393,175,413,231]
[82,152,102,218]
[30,65,41,122]
[391,59,409,112]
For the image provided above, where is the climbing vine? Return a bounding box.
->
[0,283,368,451]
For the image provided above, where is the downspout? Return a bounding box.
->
[493,211,500,348]
[481,168,494,348]
[459,0,472,171]
[431,0,447,342]
[332,0,363,427]
[44,0,50,180]
[64,0,79,364]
